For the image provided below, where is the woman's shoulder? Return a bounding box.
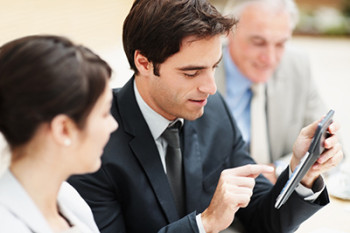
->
[0,205,33,232]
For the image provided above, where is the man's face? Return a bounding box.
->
[145,35,222,121]
[228,4,292,83]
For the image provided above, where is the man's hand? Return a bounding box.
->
[291,119,343,188]
[201,164,274,233]
[262,164,277,184]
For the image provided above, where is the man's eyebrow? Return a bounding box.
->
[249,35,265,41]
[250,35,289,44]
[177,55,222,71]
[177,65,207,71]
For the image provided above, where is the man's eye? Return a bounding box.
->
[184,72,198,78]
[251,39,265,46]
[253,42,264,46]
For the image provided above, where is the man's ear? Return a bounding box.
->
[134,50,153,75]
[49,114,78,147]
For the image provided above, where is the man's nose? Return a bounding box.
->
[260,46,277,66]
[198,71,217,95]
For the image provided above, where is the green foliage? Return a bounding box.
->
[295,6,350,36]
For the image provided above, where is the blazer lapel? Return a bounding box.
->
[116,78,179,222]
[58,202,94,233]
[182,122,203,212]
[267,72,287,162]
[0,170,53,233]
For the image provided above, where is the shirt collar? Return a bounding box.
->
[133,81,183,140]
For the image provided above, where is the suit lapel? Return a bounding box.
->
[58,201,94,233]
[116,78,179,222]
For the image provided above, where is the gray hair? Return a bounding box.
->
[223,0,299,29]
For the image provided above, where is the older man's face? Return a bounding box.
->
[229,4,292,83]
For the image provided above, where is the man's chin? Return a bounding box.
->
[182,109,205,121]
[251,73,272,83]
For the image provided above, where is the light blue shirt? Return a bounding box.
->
[223,47,253,143]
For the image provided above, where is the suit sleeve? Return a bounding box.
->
[237,168,329,233]
[157,213,199,233]
[69,166,200,233]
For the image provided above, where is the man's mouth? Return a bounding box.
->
[189,98,207,106]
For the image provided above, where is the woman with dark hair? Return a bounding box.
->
[0,35,117,232]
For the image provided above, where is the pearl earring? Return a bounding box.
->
[64,139,71,146]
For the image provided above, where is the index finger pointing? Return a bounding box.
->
[229,164,274,178]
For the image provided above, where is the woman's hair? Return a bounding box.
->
[123,0,237,75]
[0,35,112,148]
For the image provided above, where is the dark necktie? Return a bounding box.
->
[162,121,185,217]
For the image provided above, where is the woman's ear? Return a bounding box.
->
[49,115,78,147]
[134,50,153,75]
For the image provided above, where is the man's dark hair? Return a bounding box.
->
[123,0,237,75]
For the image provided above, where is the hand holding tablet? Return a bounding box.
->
[275,109,335,209]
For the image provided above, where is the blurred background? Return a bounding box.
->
[1,0,349,153]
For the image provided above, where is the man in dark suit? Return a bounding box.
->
[68,0,343,232]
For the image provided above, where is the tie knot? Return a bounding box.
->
[251,83,265,96]
[162,121,181,148]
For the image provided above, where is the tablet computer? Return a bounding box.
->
[275,109,334,209]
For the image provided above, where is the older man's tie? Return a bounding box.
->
[250,83,270,164]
